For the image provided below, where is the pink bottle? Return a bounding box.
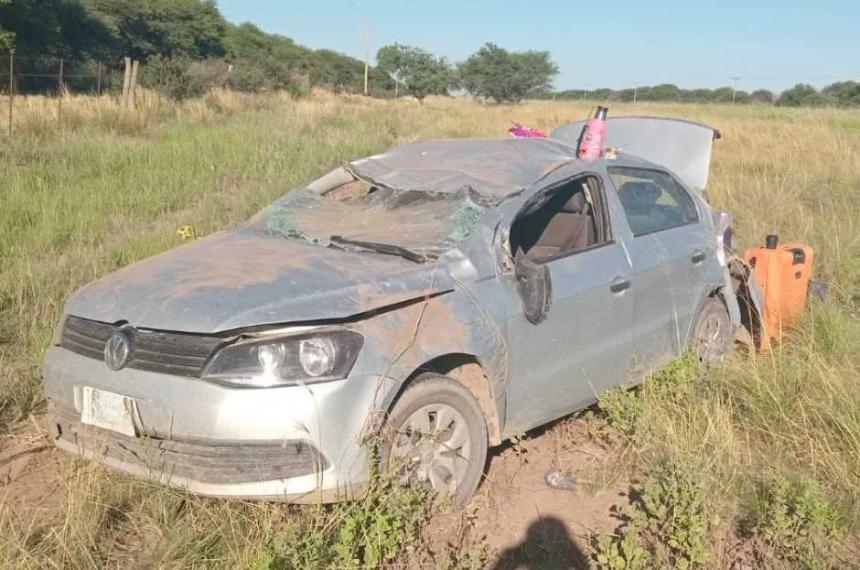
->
[578,106,608,161]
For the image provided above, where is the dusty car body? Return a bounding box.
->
[43,117,763,503]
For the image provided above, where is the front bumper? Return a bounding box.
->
[43,346,388,502]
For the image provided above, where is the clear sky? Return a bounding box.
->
[217,1,859,93]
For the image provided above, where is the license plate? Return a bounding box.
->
[81,387,138,437]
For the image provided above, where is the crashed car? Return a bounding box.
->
[43,117,763,504]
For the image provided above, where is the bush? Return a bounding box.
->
[594,458,711,569]
[749,474,843,568]
[139,55,230,100]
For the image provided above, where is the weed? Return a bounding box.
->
[594,458,711,569]
[597,384,644,438]
[249,475,429,569]
[749,474,843,568]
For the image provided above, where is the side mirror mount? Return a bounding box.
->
[514,253,552,324]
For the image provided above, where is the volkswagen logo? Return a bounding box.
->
[104,330,131,371]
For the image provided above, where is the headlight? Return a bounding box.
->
[202,329,363,388]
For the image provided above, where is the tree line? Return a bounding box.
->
[546,82,860,107]
[0,0,557,103]
[1,0,856,108]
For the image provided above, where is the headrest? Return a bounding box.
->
[561,191,588,214]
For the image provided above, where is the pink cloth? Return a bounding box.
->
[507,122,547,138]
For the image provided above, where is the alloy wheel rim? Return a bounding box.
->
[389,403,472,496]
[695,312,727,362]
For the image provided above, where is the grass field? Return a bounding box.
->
[0,90,858,568]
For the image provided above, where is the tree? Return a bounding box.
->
[86,0,226,104]
[458,43,557,103]
[751,89,775,104]
[0,0,115,60]
[0,0,13,50]
[649,83,681,101]
[822,81,860,107]
[87,0,226,62]
[376,44,453,103]
[776,83,825,107]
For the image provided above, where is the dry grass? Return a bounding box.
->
[0,91,858,568]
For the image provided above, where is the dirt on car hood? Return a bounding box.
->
[65,229,454,333]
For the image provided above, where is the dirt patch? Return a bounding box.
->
[0,416,67,526]
[423,420,627,568]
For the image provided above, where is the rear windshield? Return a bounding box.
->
[246,178,487,256]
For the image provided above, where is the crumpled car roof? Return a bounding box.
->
[347,138,577,204]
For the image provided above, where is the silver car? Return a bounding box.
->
[43,117,763,504]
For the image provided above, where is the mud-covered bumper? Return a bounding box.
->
[42,346,385,502]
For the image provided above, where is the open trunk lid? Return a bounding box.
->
[550,116,721,190]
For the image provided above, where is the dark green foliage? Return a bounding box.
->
[458,43,558,103]
[594,458,711,569]
[0,1,380,97]
[87,0,227,62]
[749,474,843,567]
[0,0,11,50]
[138,54,228,100]
[550,82,858,108]
[377,43,454,103]
[0,0,115,60]
[777,83,827,107]
[822,81,860,108]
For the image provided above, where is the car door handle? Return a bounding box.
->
[609,277,631,294]
[691,250,706,264]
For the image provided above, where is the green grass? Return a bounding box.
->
[1,91,859,568]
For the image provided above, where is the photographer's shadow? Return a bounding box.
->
[490,516,589,570]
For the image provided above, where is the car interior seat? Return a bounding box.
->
[518,186,597,260]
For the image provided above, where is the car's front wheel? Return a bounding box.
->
[691,297,733,363]
[381,373,488,505]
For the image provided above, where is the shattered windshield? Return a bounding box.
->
[246,177,487,258]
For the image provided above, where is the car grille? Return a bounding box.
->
[60,315,224,377]
[50,405,329,484]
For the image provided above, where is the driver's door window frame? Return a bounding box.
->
[508,172,615,265]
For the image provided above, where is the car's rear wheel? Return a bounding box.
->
[691,297,733,364]
[381,374,488,505]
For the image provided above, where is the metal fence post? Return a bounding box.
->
[7,50,13,137]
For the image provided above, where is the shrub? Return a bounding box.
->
[139,56,230,100]
[750,474,843,568]
[594,458,711,569]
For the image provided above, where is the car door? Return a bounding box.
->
[606,166,710,379]
[502,172,635,434]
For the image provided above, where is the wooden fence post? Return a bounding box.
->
[7,50,13,137]
[122,56,132,107]
[58,57,64,125]
[129,59,139,107]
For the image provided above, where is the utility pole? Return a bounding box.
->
[730,76,741,104]
[363,21,370,96]
[633,85,638,105]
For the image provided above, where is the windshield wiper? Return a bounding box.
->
[329,235,428,264]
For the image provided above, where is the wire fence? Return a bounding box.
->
[1,52,126,135]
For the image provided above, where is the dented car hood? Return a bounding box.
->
[65,230,454,334]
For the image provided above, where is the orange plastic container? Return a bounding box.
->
[744,235,813,350]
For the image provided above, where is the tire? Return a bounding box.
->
[690,297,733,364]
[381,373,488,506]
